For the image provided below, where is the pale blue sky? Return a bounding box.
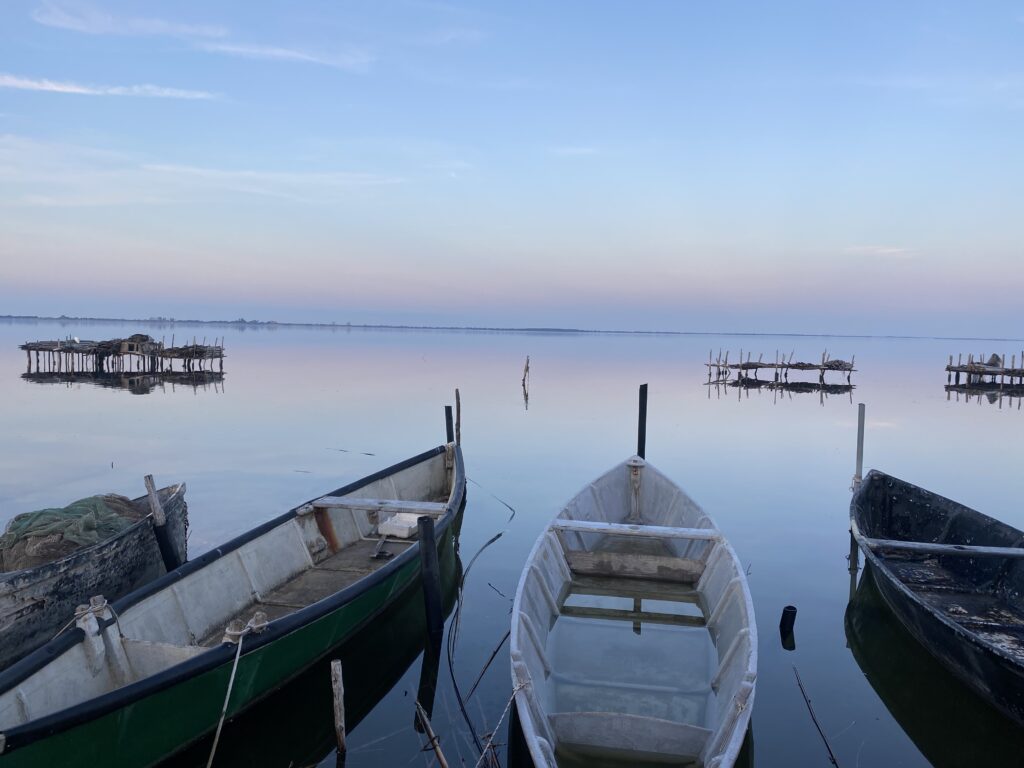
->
[1,2,1022,335]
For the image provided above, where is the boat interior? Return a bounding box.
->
[0,448,455,729]
[512,458,755,768]
[855,471,1024,662]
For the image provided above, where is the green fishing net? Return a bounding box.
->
[0,494,143,571]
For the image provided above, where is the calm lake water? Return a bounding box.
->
[2,317,1023,767]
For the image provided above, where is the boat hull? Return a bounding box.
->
[865,549,1024,726]
[0,521,459,768]
[851,470,1024,727]
[0,486,187,671]
[0,448,464,765]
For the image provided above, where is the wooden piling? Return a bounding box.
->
[854,403,865,489]
[330,660,346,758]
[417,516,444,655]
[444,405,454,444]
[455,388,462,445]
[637,383,648,459]
[145,474,182,572]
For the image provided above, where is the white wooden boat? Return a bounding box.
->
[511,456,756,767]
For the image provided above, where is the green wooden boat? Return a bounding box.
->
[0,443,465,767]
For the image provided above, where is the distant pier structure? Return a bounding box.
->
[20,334,225,375]
[706,350,856,404]
[706,349,855,386]
[946,352,1024,409]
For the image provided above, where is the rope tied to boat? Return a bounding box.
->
[52,595,124,640]
[472,683,527,768]
[205,611,268,768]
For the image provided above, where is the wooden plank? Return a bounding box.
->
[566,551,704,583]
[549,712,710,761]
[552,519,720,541]
[866,536,1024,559]
[560,604,705,627]
[569,574,700,604]
[312,497,447,516]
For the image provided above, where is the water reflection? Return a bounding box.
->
[158,509,462,768]
[21,370,225,395]
[707,378,855,405]
[845,563,1024,768]
[945,384,1024,410]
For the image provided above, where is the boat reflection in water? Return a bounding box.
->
[507,705,754,768]
[160,507,463,768]
[846,563,1024,768]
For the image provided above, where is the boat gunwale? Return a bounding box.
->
[0,483,187,583]
[850,468,1024,671]
[0,444,464,754]
[510,456,757,768]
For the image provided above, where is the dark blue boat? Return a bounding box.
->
[850,470,1024,726]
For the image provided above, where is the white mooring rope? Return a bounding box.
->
[205,612,268,768]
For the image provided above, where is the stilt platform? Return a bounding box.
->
[20,334,225,375]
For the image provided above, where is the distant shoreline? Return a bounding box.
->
[1,314,1020,343]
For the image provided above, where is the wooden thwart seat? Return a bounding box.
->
[560,604,705,627]
[311,497,448,517]
[552,519,721,540]
[548,711,711,762]
[866,536,1024,559]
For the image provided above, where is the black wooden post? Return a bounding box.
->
[444,405,454,443]
[637,383,648,459]
[417,516,444,656]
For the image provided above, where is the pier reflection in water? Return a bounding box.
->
[21,370,224,395]
[159,509,463,768]
[845,562,1024,768]
[708,378,854,405]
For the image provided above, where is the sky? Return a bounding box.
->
[1,1,1022,336]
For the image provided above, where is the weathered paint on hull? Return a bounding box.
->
[0,542,435,768]
[869,555,1024,727]
[0,487,188,671]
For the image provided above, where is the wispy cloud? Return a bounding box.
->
[196,42,374,72]
[143,164,402,198]
[32,2,226,38]
[550,146,600,157]
[0,73,215,99]
[32,3,373,72]
[0,136,402,208]
[844,245,914,259]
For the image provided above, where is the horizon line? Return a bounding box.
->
[2,314,1023,344]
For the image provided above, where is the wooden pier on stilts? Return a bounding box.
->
[20,334,226,376]
[946,352,1024,409]
[705,349,856,404]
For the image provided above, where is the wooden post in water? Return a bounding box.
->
[444,405,454,444]
[455,388,461,445]
[330,660,346,763]
[144,475,182,572]
[853,403,866,489]
[418,516,444,657]
[637,383,648,459]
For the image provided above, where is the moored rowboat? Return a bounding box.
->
[0,483,187,671]
[0,443,464,766]
[511,455,756,767]
[851,469,1024,726]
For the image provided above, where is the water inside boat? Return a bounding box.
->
[548,574,716,766]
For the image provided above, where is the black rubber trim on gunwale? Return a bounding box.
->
[0,445,464,753]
